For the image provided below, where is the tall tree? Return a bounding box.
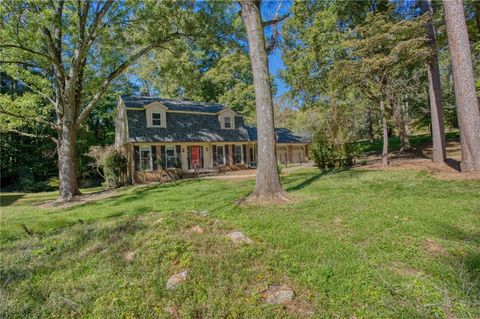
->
[419,0,446,162]
[239,0,289,203]
[443,0,480,172]
[0,1,204,201]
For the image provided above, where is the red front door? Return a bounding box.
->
[191,146,201,168]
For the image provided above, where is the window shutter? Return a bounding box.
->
[151,146,157,170]
[225,145,230,165]
[213,145,217,165]
[187,146,191,169]
[231,144,235,164]
[176,145,181,168]
[134,146,140,171]
[160,145,166,169]
[242,145,247,164]
[200,146,204,168]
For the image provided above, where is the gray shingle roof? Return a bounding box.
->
[245,126,310,144]
[122,96,309,144]
[122,95,225,113]
[127,111,251,143]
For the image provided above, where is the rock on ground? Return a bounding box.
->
[263,285,294,304]
[227,231,253,244]
[166,270,188,289]
[190,225,204,234]
[123,251,135,262]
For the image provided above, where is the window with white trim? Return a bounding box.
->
[215,145,225,165]
[234,145,243,164]
[140,146,152,171]
[152,112,162,127]
[224,116,231,129]
[165,145,177,168]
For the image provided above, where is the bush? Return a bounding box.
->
[103,151,128,188]
[311,131,360,170]
[47,177,60,189]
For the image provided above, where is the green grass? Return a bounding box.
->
[1,168,479,318]
[356,131,460,154]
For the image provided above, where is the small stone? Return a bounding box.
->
[190,225,204,234]
[199,210,209,217]
[263,285,294,304]
[166,270,188,289]
[164,306,179,316]
[123,251,135,262]
[227,231,253,244]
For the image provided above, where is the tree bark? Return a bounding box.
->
[57,122,80,200]
[420,0,447,163]
[391,99,410,152]
[443,0,480,172]
[380,100,389,167]
[240,0,289,203]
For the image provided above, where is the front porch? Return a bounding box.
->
[124,142,309,184]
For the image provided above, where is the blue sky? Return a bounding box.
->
[269,48,288,97]
[261,0,292,98]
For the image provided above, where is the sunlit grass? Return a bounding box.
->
[1,168,479,318]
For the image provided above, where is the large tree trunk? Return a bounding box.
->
[443,0,480,172]
[380,100,389,167]
[57,122,80,201]
[391,99,410,152]
[420,0,447,163]
[240,0,289,203]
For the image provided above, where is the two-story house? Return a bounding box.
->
[115,96,310,183]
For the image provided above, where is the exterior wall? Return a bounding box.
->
[127,142,309,183]
[218,109,237,129]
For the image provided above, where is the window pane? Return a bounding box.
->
[152,113,161,126]
[140,148,151,170]
[224,117,231,128]
[234,145,242,164]
[166,146,176,168]
[216,145,224,165]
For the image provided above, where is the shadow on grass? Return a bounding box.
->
[286,168,350,192]
[433,221,480,303]
[0,194,24,207]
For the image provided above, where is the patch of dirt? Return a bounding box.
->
[356,139,480,180]
[423,239,448,257]
[389,262,424,277]
[39,189,118,209]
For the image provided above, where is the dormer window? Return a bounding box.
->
[224,116,232,129]
[152,112,162,127]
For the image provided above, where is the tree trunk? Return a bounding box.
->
[240,0,289,203]
[420,0,447,163]
[57,122,80,201]
[367,105,375,143]
[391,96,410,151]
[443,0,480,172]
[380,100,389,167]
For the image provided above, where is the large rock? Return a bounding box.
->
[263,285,294,304]
[227,231,253,244]
[166,270,188,289]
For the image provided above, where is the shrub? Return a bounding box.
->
[311,131,360,170]
[103,151,128,188]
[47,177,60,189]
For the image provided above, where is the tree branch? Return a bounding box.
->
[0,108,59,130]
[262,13,289,27]
[76,36,179,125]
[3,128,58,143]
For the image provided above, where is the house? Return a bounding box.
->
[115,96,310,183]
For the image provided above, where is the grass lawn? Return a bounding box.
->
[1,168,479,318]
[356,131,460,154]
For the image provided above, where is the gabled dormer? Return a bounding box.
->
[218,108,236,130]
[145,102,167,128]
